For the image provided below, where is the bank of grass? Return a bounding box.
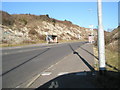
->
[93,46,119,72]
[0,40,46,47]
[0,39,85,48]
[59,39,87,43]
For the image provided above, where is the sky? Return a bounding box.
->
[1,2,118,31]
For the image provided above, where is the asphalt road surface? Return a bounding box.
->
[2,41,88,88]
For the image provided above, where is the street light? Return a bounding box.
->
[97,0,106,74]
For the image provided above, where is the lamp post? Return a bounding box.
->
[97,0,106,74]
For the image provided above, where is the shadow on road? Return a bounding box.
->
[73,51,95,72]
[36,71,119,88]
[69,44,95,72]
[80,46,99,60]
[1,48,50,76]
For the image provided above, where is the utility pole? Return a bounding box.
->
[97,0,106,74]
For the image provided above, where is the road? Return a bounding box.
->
[2,41,88,88]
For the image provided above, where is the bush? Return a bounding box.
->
[39,35,46,40]
[46,14,49,18]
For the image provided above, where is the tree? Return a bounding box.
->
[46,14,49,18]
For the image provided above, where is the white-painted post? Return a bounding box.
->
[97,0,106,74]
[89,25,94,43]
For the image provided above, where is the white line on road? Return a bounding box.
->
[57,72,69,76]
[41,72,52,76]
[15,85,20,88]
[26,74,41,88]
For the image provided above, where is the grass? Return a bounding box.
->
[59,39,87,43]
[0,40,46,48]
[105,49,119,71]
[93,46,119,72]
[0,39,86,48]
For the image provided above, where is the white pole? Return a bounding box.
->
[97,0,106,73]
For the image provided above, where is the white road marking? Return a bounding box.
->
[47,65,54,70]
[15,85,20,88]
[41,72,52,76]
[49,81,59,88]
[26,74,41,88]
[57,72,69,76]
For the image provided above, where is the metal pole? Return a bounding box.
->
[97,0,106,74]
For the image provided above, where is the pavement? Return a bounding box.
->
[2,42,119,89]
[21,43,99,88]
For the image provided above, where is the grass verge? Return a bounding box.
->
[0,40,46,48]
[93,46,119,72]
[59,39,87,43]
[1,39,86,48]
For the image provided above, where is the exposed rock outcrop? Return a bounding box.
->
[0,11,96,44]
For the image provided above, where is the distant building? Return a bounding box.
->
[88,35,94,43]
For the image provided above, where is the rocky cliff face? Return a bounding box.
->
[105,26,120,52]
[1,11,96,44]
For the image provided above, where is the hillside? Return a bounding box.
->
[105,26,120,52]
[94,26,119,52]
[0,11,94,45]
